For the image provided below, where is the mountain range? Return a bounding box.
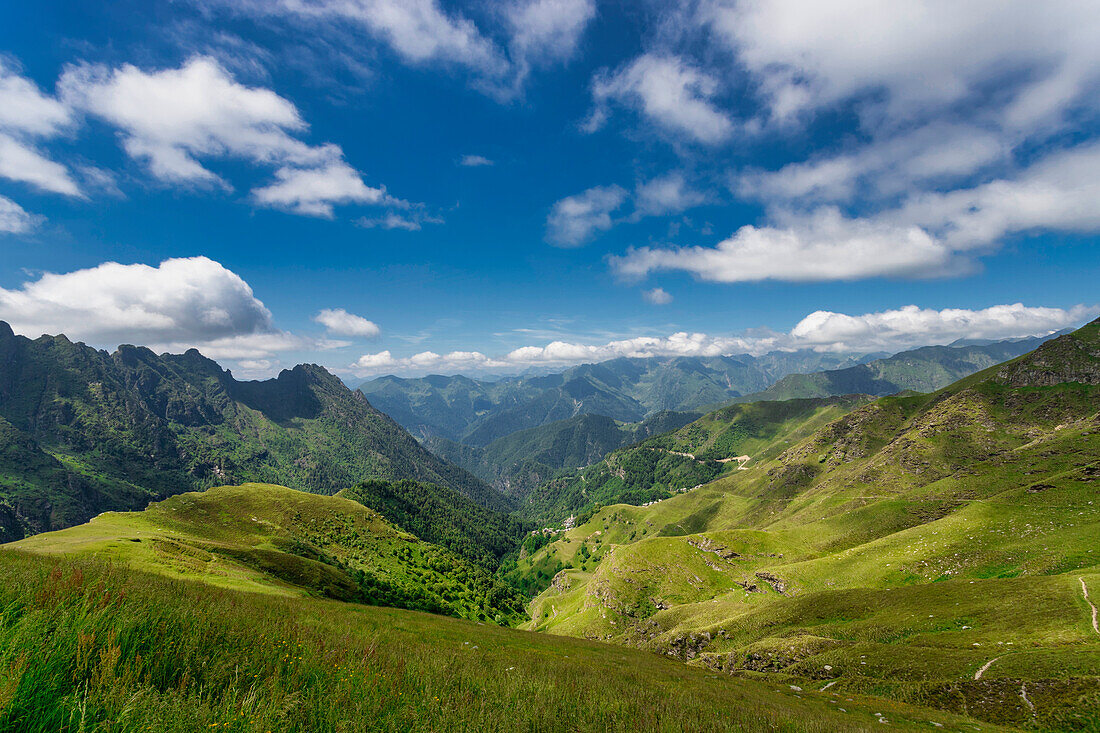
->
[387,334,1059,507]
[739,332,1064,402]
[358,351,873,445]
[0,321,506,541]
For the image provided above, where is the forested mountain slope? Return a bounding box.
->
[512,395,871,527]
[0,322,505,540]
[512,318,1100,730]
[425,410,701,499]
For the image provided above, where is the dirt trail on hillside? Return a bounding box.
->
[974,655,1004,680]
[1080,577,1100,635]
[650,448,752,468]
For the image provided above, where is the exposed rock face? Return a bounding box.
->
[995,319,1100,388]
[550,570,572,593]
[754,571,789,595]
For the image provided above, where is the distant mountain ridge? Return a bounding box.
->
[0,322,505,541]
[425,410,703,499]
[739,332,1066,402]
[360,351,870,445]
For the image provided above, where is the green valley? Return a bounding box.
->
[425,409,701,499]
[2,320,1098,731]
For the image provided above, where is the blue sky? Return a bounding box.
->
[0,0,1097,379]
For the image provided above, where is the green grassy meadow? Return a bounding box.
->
[10,483,527,624]
[0,551,1004,732]
[514,323,1100,729]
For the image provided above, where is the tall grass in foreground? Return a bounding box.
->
[0,550,972,732]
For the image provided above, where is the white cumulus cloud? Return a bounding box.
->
[59,56,409,218]
[0,256,277,350]
[507,305,1093,362]
[314,308,381,338]
[590,54,733,144]
[252,160,393,218]
[459,154,494,167]
[632,173,708,219]
[642,287,673,305]
[545,184,628,247]
[0,61,81,198]
[616,141,1100,283]
[349,303,1095,376]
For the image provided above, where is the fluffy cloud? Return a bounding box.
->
[265,0,507,76]
[738,124,1008,205]
[0,61,72,136]
[612,207,956,283]
[618,141,1100,283]
[211,0,595,95]
[890,142,1100,251]
[502,304,1093,363]
[60,56,317,185]
[642,287,672,305]
[704,0,1100,129]
[352,348,507,375]
[314,308,381,338]
[0,256,275,347]
[0,195,37,234]
[632,173,708,219]
[645,1,1100,288]
[590,54,733,144]
[507,0,595,85]
[252,160,392,218]
[459,154,494,167]
[59,56,406,218]
[350,303,1094,376]
[0,62,81,198]
[545,184,627,246]
[788,304,1098,353]
[0,134,81,197]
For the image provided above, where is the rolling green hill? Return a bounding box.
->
[360,351,867,445]
[10,483,526,624]
[0,549,1003,732]
[0,322,507,541]
[511,318,1100,730]
[741,333,1061,402]
[512,395,872,529]
[425,410,701,499]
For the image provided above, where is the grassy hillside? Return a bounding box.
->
[0,322,507,539]
[0,550,1001,732]
[360,351,865,445]
[10,483,526,624]
[425,410,701,499]
[514,395,871,529]
[743,334,1060,402]
[513,319,1100,729]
